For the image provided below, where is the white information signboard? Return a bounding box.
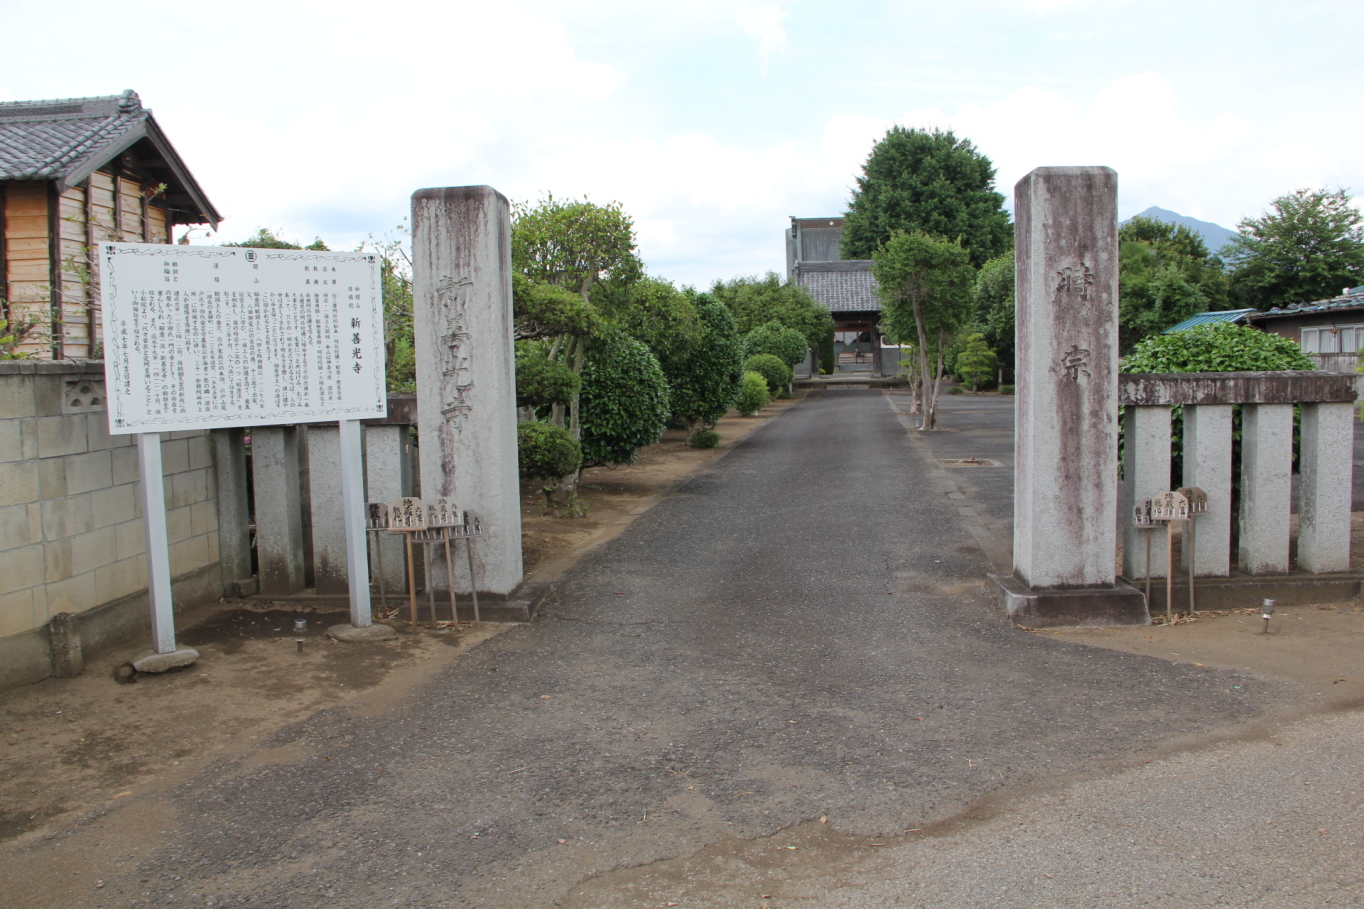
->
[100,243,386,434]
[99,242,389,655]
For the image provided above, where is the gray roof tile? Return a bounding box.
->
[0,91,147,181]
[794,261,881,312]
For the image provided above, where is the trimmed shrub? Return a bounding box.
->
[998,384,1015,395]
[736,371,770,416]
[945,385,963,395]
[744,320,809,367]
[688,429,722,449]
[668,295,744,429]
[515,348,579,409]
[743,353,791,396]
[1120,321,1314,372]
[580,330,671,466]
[517,422,582,480]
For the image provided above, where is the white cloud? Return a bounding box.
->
[735,3,790,73]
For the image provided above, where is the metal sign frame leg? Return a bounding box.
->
[339,420,373,629]
[131,433,199,672]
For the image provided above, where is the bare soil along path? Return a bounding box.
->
[2,388,1282,909]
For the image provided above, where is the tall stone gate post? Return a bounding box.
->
[995,167,1148,626]
[413,186,524,597]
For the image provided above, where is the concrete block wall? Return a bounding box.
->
[0,361,221,688]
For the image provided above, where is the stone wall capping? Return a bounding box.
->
[1119,371,1358,406]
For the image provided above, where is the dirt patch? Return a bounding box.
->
[1050,511,1364,712]
[0,398,797,851]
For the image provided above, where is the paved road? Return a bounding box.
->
[38,389,1287,908]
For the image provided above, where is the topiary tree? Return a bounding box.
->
[515,343,580,410]
[579,330,671,466]
[955,332,998,392]
[517,422,584,509]
[735,371,770,416]
[669,294,744,430]
[744,320,809,367]
[743,353,792,397]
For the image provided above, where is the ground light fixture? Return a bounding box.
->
[1261,599,1276,634]
[295,619,308,652]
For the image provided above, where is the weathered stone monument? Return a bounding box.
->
[412,186,523,598]
[995,166,1148,625]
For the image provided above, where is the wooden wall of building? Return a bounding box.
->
[2,171,171,359]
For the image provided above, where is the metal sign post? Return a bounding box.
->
[339,420,372,628]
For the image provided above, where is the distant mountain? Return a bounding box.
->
[1124,206,1239,256]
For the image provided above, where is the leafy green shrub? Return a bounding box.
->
[945,385,963,395]
[743,353,791,396]
[736,371,770,416]
[668,295,744,429]
[998,384,1015,395]
[1120,321,1314,372]
[1120,321,1315,486]
[688,429,722,449]
[515,347,580,409]
[579,330,671,466]
[517,422,582,480]
[744,320,808,367]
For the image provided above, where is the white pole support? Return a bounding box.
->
[340,419,373,627]
[137,432,177,654]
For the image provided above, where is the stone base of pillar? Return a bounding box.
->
[1125,570,1364,615]
[255,581,555,624]
[992,574,1150,627]
[326,623,398,643]
[130,648,201,673]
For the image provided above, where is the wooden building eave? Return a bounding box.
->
[51,114,220,229]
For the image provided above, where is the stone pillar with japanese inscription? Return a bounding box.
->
[412,186,523,597]
[996,166,1147,626]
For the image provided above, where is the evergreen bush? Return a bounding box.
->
[579,330,671,466]
[517,422,583,480]
[736,371,770,416]
[668,295,744,429]
[688,429,723,449]
[743,353,791,396]
[744,320,809,367]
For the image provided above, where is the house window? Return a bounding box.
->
[1301,325,1364,354]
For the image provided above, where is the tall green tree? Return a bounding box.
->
[842,127,1012,268]
[223,227,328,250]
[974,250,1015,371]
[708,272,834,351]
[1226,187,1364,310]
[1116,215,1230,353]
[873,231,975,430]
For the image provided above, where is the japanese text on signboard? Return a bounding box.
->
[100,244,386,434]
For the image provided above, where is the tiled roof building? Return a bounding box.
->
[0,91,219,358]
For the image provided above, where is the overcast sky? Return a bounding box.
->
[4,0,1360,287]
